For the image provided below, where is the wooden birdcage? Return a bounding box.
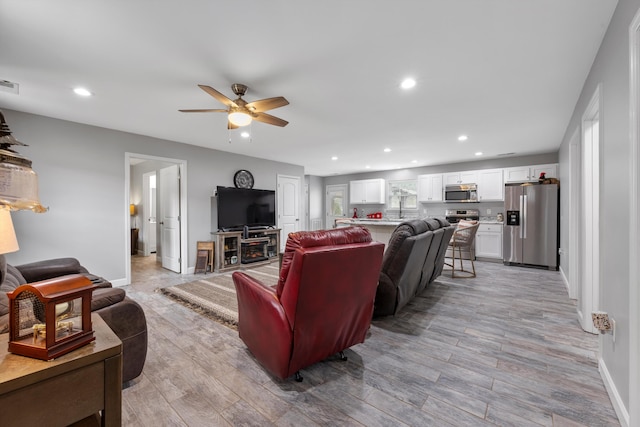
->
[7,274,96,360]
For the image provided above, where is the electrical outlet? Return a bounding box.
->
[611,318,616,343]
[487,208,492,215]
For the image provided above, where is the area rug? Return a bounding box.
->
[159,263,280,329]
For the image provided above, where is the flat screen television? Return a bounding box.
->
[216,186,276,231]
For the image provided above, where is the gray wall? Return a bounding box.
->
[558,0,637,414]
[3,109,304,283]
[306,175,324,229]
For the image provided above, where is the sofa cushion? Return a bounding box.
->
[423,218,442,231]
[0,257,28,333]
[92,287,126,311]
[276,227,372,297]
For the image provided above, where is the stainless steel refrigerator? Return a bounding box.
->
[503,183,559,270]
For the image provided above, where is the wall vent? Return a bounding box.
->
[0,80,19,94]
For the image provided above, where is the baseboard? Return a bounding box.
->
[599,357,630,426]
[559,266,572,298]
[111,278,127,287]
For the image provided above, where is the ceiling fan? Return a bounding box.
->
[179,83,289,129]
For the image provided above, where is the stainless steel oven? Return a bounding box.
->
[444,184,478,203]
[445,209,480,224]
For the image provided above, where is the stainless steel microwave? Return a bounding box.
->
[444,184,478,203]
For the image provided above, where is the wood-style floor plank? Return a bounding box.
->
[122,256,620,426]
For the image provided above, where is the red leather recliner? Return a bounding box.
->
[232,227,384,381]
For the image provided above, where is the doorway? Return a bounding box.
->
[577,85,601,334]
[142,171,157,256]
[325,184,348,228]
[125,153,188,284]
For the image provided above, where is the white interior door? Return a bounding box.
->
[277,175,301,250]
[326,184,348,228]
[578,89,600,334]
[160,164,180,272]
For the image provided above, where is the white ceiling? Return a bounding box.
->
[0,0,617,176]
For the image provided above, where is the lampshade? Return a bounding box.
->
[0,209,19,254]
[228,110,252,127]
[0,111,47,213]
[130,204,136,216]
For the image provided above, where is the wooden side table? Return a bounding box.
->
[0,314,123,427]
[196,241,215,273]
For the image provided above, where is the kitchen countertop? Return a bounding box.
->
[343,219,404,226]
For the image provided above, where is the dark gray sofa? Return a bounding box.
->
[0,256,147,383]
[373,218,455,317]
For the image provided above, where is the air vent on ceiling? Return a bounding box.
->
[497,152,516,157]
[0,80,19,94]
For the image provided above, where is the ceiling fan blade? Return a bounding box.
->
[198,85,238,108]
[246,96,289,113]
[178,109,228,113]
[253,112,289,127]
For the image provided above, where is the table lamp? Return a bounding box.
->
[0,208,19,255]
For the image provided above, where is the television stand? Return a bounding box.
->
[211,228,281,272]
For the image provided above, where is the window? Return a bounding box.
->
[388,180,418,212]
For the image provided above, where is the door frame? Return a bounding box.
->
[325,183,348,228]
[125,153,188,284]
[565,127,580,300]
[577,84,601,334]
[628,10,640,426]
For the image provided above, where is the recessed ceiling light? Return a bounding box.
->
[365,165,371,169]
[475,152,483,156]
[383,148,391,153]
[401,78,416,89]
[73,87,92,97]
[458,135,468,141]
[240,131,250,138]
[411,160,418,164]
[331,156,338,161]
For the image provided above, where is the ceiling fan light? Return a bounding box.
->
[228,111,252,127]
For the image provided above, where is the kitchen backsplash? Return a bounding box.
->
[351,201,504,220]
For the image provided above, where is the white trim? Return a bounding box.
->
[628,9,640,427]
[578,84,601,335]
[125,153,189,284]
[567,126,580,300]
[600,358,630,427]
[559,265,571,297]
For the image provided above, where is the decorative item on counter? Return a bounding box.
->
[7,274,97,360]
[538,172,546,183]
[496,212,504,222]
[352,207,358,218]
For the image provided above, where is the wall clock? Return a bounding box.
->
[233,169,254,189]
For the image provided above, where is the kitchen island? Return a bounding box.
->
[335,218,405,246]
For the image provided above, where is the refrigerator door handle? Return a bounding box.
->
[519,195,524,239]
[523,194,527,239]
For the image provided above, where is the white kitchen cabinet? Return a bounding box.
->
[417,174,443,202]
[477,168,504,201]
[503,164,558,183]
[531,164,558,181]
[444,170,478,185]
[475,223,503,259]
[349,178,385,204]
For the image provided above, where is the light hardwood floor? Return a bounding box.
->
[122,255,620,426]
